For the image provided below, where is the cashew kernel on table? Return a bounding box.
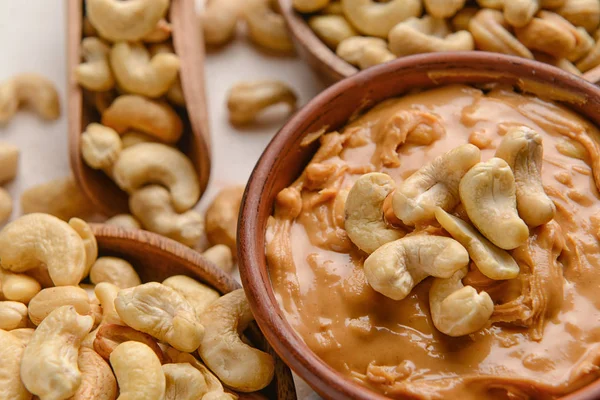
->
[0,73,60,124]
[227,80,298,126]
[0,187,12,224]
[0,142,19,184]
[0,329,30,400]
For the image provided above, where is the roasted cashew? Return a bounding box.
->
[162,275,221,319]
[389,15,474,57]
[76,37,114,92]
[392,144,481,226]
[200,0,246,46]
[129,185,204,247]
[163,363,208,400]
[81,123,123,170]
[28,286,91,326]
[0,142,19,183]
[0,73,60,124]
[459,157,529,250]
[110,341,166,400]
[0,213,87,286]
[308,15,358,49]
[115,282,204,352]
[86,0,169,42]
[293,0,330,12]
[341,0,422,38]
[177,353,236,400]
[202,244,234,274]
[0,301,28,330]
[227,80,297,126]
[469,9,534,59]
[435,208,520,280]
[121,131,159,148]
[198,289,275,392]
[205,185,245,253]
[102,95,183,143]
[344,173,404,254]
[503,0,539,27]
[94,323,167,363]
[336,37,395,69]
[90,256,141,289]
[556,0,600,33]
[244,0,295,53]
[429,268,494,336]
[105,213,142,230]
[71,348,118,400]
[424,0,467,19]
[143,19,172,43]
[452,7,479,31]
[514,11,580,59]
[0,187,12,223]
[576,39,600,72]
[21,306,94,400]
[0,328,30,400]
[363,235,469,300]
[0,269,41,304]
[495,126,556,227]
[568,27,594,62]
[113,143,200,212]
[69,217,98,277]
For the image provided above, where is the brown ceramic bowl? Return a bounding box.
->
[90,224,296,400]
[238,52,600,400]
[277,0,600,85]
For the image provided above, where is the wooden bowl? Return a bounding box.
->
[90,223,297,400]
[238,52,600,400]
[67,0,211,216]
[277,0,600,86]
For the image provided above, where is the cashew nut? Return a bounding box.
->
[452,7,479,31]
[429,268,494,336]
[28,286,91,326]
[115,282,204,352]
[0,301,28,330]
[0,187,12,224]
[109,341,166,400]
[0,73,60,124]
[71,348,118,400]
[293,0,330,12]
[0,269,41,304]
[21,306,94,400]
[504,0,539,27]
[424,0,467,18]
[514,11,580,59]
[344,173,404,254]
[0,142,19,184]
[336,37,395,69]
[90,257,141,289]
[205,185,245,253]
[198,289,275,392]
[105,213,142,230]
[102,95,183,143]
[556,0,600,33]
[162,275,221,319]
[200,0,247,46]
[76,37,115,92]
[91,89,117,114]
[9,327,35,343]
[0,328,30,400]
[163,363,208,400]
[459,157,529,250]
[469,9,534,59]
[143,19,172,43]
[120,131,159,148]
[227,80,297,126]
[94,323,167,364]
[176,353,236,400]
[434,208,520,280]
[341,0,422,38]
[0,213,87,286]
[81,123,123,170]
[86,0,169,42]
[308,15,358,49]
[69,217,98,277]
[389,16,475,57]
[392,144,481,226]
[202,244,235,274]
[495,126,556,227]
[129,185,204,247]
[95,282,123,326]
[363,235,469,300]
[576,39,600,72]
[113,143,200,212]
[244,0,295,53]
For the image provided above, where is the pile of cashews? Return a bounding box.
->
[344,125,556,337]
[0,212,274,400]
[295,0,600,75]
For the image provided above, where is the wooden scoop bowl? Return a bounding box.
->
[67,0,211,216]
[90,223,297,400]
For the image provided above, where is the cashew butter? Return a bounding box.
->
[266,84,600,399]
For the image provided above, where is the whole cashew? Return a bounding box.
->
[0,328,30,400]
[227,80,297,126]
[81,123,123,170]
[0,142,19,184]
[459,157,529,250]
[556,0,600,33]
[28,286,91,326]
[129,185,204,247]
[0,73,60,124]
[76,37,115,92]
[115,282,204,352]
[341,0,422,38]
[434,208,520,280]
[0,213,87,286]
[200,0,247,46]
[163,363,208,400]
[21,306,94,400]
[162,275,221,319]
[429,268,494,336]
[576,40,600,71]
[363,235,469,300]
[392,144,481,226]
[336,37,395,69]
[95,282,123,326]
[69,217,98,277]
[495,126,556,227]
[102,95,183,143]
[86,0,169,42]
[198,289,275,392]
[205,185,245,253]
[94,323,167,364]
[72,348,118,400]
[177,353,236,400]
[293,0,330,12]
[504,0,539,27]
[424,0,467,18]
[113,143,200,212]
[110,42,180,98]
[90,256,141,289]
[344,173,404,254]
[109,341,166,400]
[308,15,358,49]
[105,213,142,230]
[0,187,12,223]
[469,9,534,59]
[389,16,475,57]
[0,301,28,330]
[567,27,594,62]
[202,244,234,274]
[514,11,580,59]
[120,131,159,148]
[244,0,295,53]
[0,269,41,304]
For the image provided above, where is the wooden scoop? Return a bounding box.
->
[67,0,211,216]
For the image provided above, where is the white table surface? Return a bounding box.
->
[0,1,325,398]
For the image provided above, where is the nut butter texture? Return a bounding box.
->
[266,85,600,399]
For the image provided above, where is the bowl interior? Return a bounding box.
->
[238,52,600,400]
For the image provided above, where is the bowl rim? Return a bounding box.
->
[238,52,600,400]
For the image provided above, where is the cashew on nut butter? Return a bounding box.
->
[267,84,600,398]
